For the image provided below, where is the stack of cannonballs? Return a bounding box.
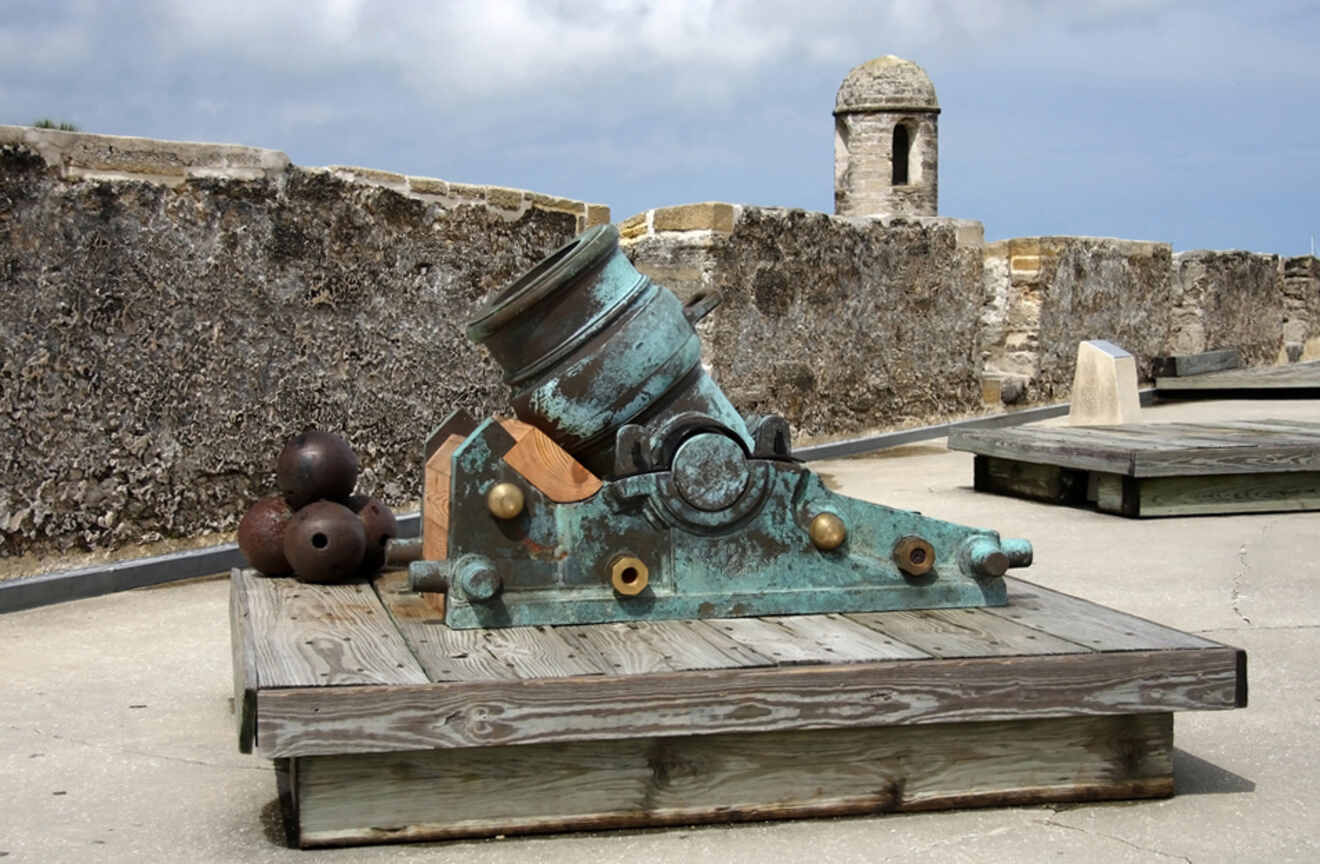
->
[237,430,398,583]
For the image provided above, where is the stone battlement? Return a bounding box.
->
[0,125,609,230]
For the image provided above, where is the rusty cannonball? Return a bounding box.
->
[237,495,293,575]
[283,500,366,584]
[354,497,398,576]
[276,429,359,510]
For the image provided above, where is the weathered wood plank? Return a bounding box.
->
[1137,471,1320,517]
[244,574,428,688]
[950,428,1136,475]
[974,455,1086,504]
[706,616,916,664]
[230,569,260,754]
[293,713,1173,847]
[770,614,932,661]
[677,619,778,668]
[561,622,694,675]
[1152,348,1241,378]
[956,422,1320,481]
[1094,473,1137,516]
[564,619,775,674]
[849,607,1090,658]
[1156,359,1320,391]
[992,578,1218,651]
[372,569,602,681]
[257,645,1242,757]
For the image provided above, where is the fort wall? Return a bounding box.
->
[2,123,1316,562]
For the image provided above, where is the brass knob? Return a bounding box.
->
[809,512,847,551]
[610,555,649,596]
[893,535,935,577]
[486,482,525,519]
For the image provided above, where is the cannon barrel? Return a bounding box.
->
[466,225,752,478]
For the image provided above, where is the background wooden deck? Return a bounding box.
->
[1156,360,1320,396]
[949,420,1320,516]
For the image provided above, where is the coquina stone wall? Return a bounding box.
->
[621,203,988,440]
[3,124,1315,563]
[1281,255,1320,362]
[0,125,607,559]
[978,240,1313,405]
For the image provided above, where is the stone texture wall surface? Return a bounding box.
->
[980,237,1175,403]
[1280,255,1320,361]
[0,126,606,558]
[624,204,986,440]
[833,112,938,217]
[1170,250,1282,366]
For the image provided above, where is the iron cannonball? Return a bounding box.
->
[277,429,360,510]
[355,497,398,576]
[237,495,294,575]
[283,500,366,584]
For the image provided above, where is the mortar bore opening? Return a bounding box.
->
[312,533,328,549]
[621,567,639,584]
[490,238,580,305]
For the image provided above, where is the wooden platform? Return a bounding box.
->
[950,419,1320,517]
[1156,359,1320,398]
[230,568,1246,848]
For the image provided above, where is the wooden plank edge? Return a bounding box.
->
[229,568,259,754]
[1003,577,1221,649]
[297,778,1175,848]
[255,645,1241,757]
[290,713,1174,847]
[1236,648,1249,708]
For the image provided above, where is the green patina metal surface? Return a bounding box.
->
[418,419,1027,629]
[409,223,1033,628]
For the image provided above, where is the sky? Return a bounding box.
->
[3,0,1318,255]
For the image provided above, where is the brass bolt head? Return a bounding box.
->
[809,512,847,551]
[609,555,649,596]
[893,535,936,577]
[486,482,525,520]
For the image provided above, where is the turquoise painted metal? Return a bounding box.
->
[411,225,1033,629]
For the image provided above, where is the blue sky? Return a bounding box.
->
[4,0,1317,254]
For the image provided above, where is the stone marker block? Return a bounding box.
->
[1068,340,1141,426]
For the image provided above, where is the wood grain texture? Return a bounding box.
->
[372,569,602,682]
[954,421,1320,480]
[244,574,428,688]
[563,619,774,675]
[256,645,1241,757]
[230,569,259,754]
[1152,348,1241,378]
[1137,471,1320,516]
[992,578,1218,651]
[1156,359,1320,391]
[291,713,1174,847]
[499,418,603,503]
[422,434,465,562]
[849,607,1090,658]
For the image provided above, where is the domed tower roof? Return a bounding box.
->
[834,55,939,114]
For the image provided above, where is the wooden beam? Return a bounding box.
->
[256,646,1241,757]
[229,569,259,754]
[290,713,1174,847]
[243,573,429,689]
[1151,348,1241,378]
[499,418,602,503]
[1137,471,1320,517]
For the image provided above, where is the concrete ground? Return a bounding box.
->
[3,397,1318,863]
